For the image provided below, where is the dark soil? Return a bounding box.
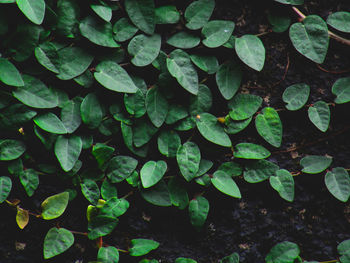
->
[1,0,350,262]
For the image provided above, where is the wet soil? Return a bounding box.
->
[1,0,350,262]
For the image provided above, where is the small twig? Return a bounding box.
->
[255,30,272,37]
[200,78,208,84]
[319,260,339,263]
[121,191,134,199]
[117,248,129,253]
[69,230,88,236]
[119,62,130,67]
[271,53,290,88]
[316,64,350,74]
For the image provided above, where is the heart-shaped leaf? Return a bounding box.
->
[228,93,262,120]
[177,142,201,181]
[128,34,161,66]
[235,35,265,71]
[188,196,209,228]
[325,167,350,202]
[265,241,300,263]
[113,18,138,42]
[54,135,82,172]
[157,130,181,158]
[332,77,350,104]
[129,239,160,256]
[98,246,119,263]
[244,160,279,183]
[282,83,310,111]
[184,0,215,30]
[202,20,235,48]
[211,170,241,198]
[308,101,330,132]
[300,155,332,174]
[43,227,74,259]
[327,11,350,33]
[125,0,155,35]
[269,169,294,202]
[141,160,167,188]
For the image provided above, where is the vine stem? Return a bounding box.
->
[319,260,339,263]
[292,7,350,46]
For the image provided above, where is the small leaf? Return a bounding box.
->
[228,93,262,120]
[220,253,240,263]
[98,246,119,263]
[265,241,300,263]
[61,99,82,133]
[19,169,39,197]
[196,113,232,147]
[88,215,118,240]
[308,101,330,132]
[124,89,146,118]
[54,135,82,172]
[80,93,103,129]
[146,87,168,128]
[0,176,12,203]
[190,54,219,75]
[140,180,172,207]
[234,143,270,160]
[41,192,69,220]
[157,130,181,158]
[216,61,242,100]
[332,77,350,104]
[16,207,29,229]
[56,0,80,38]
[167,32,200,49]
[168,178,189,209]
[217,162,242,177]
[128,34,161,67]
[185,0,215,30]
[125,0,155,35]
[338,239,350,255]
[34,113,67,134]
[244,160,279,183]
[155,5,180,24]
[16,0,45,25]
[0,58,24,87]
[91,3,112,22]
[0,140,26,161]
[289,15,329,64]
[202,20,235,48]
[327,11,350,33]
[282,83,310,111]
[269,169,295,202]
[141,160,167,188]
[106,156,138,183]
[132,118,158,148]
[43,227,74,259]
[211,170,241,198]
[177,142,201,182]
[99,197,129,218]
[268,13,291,33]
[175,258,197,263]
[235,35,265,71]
[94,61,138,93]
[189,196,209,228]
[167,49,199,95]
[113,18,138,42]
[101,180,117,200]
[129,239,160,256]
[325,167,350,202]
[92,143,115,169]
[300,155,332,174]
[255,107,283,148]
[34,42,59,73]
[225,117,252,135]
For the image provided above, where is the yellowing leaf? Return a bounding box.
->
[16,207,29,229]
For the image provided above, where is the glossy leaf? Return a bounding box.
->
[132,118,158,148]
[234,143,270,160]
[54,135,82,172]
[146,87,168,128]
[269,169,294,202]
[300,155,332,174]
[61,99,82,133]
[19,169,39,197]
[81,180,100,205]
[0,176,12,203]
[216,61,242,100]
[41,192,69,220]
[140,180,172,207]
[225,117,252,135]
[189,84,212,115]
[129,239,160,256]
[282,83,310,111]
[106,156,138,183]
[168,177,189,209]
[189,196,209,228]
[100,197,129,218]
[244,160,279,183]
[0,58,24,87]
[91,3,112,22]
[327,11,350,33]
[121,122,149,158]
[101,180,117,200]
[332,77,350,104]
[338,239,350,255]
[141,160,167,188]
[34,113,67,134]
[34,42,59,73]
[190,54,219,75]
[196,113,232,147]
[124,89,146,118]
[235,35,265,71]
[125,0,155,35]
[155,5,180,24]
[255,107,282,148]
[165,104,188,125]
[128,34,161,67]
[98,246,119,263]
[56,0,80,38]
[185,0,215,30]
[16,207,29,229]
[308,101,330,132]
[113,18,138,42]
[167,32,200,49]
[325,167,350,202]
[0,140,26,161]
[157,130,181,158]
[211,170,241,198]
[177,142,201,181]
[217,162,242,177]
[43,227,74,259]
[265,241,300,263]
[202,20,235,48]
[228,93,262,120]
[88,215,118,240]
[81,93,103,129]
[16,0,45,25]
[289,15,329,64]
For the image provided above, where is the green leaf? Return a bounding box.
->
[94,61,138,93]
[196,113,232,147]
[141,160,167,188]
[225,117,252,135]
[80,16,119,47]
[165,104,188,125]
[175,258,197,263]
[202,20,235,48]
[216,61,242,100]
[91,3,112,22]
[146,87,168,128]
[92,143,115,169]
[167,32,200,49]
[19,169,39,197]
[185,0,215,30]
[228,93,262,120]
[338,239,350,255]
[217,162,242,177]
[61,99,82,133]
[0,176,12,203]
[188,196,209,228]
[98,246,119,263]
[34,113,67,134]
[269,169,295,202]
[140,180,172,207]
[133,118,158,147]
[34,42,59,73]
[125,0,155,35]
[300,155,332,174]
[101,180,117,200]
[54,135,82,172]
[268,13,291,33]
[168,177,189,209]
[332,77,350,104]
[155,5,180,24]
[88,215,118,240]
[129,239,160,256]
[56,47,94,80]
[113,18,138,42]
[80,93,103,129]
[274,0,303,4]
[128,34,161,67]
[177,142,201,182]
[99,197,129,218]
[167,49,199,95]
[255,107,282,148]
[16,0,45,25]
[325,167,350,202]
[244,159,279,183]
[121,122,148,158]
[13,75,58,109]
[56,0,80,38]
[43,227,74,259]
[81,179,100,205]
[220,252,240,263]
[0,58,24,87]
[41,192,69,220]
[265,241,300,263]
[234,143,270,160]
[124,90,146,118]
[235,34,265,71]
[211,170,241,198]
[327,11,350,33]
[190,54,219,75]
[106,156,138,183]
[189,84,212,115]
[289,15,329,64]
[307,101,330,132]
[157,130,181,158]
[0,140,26,161]
[282,83,310,111]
